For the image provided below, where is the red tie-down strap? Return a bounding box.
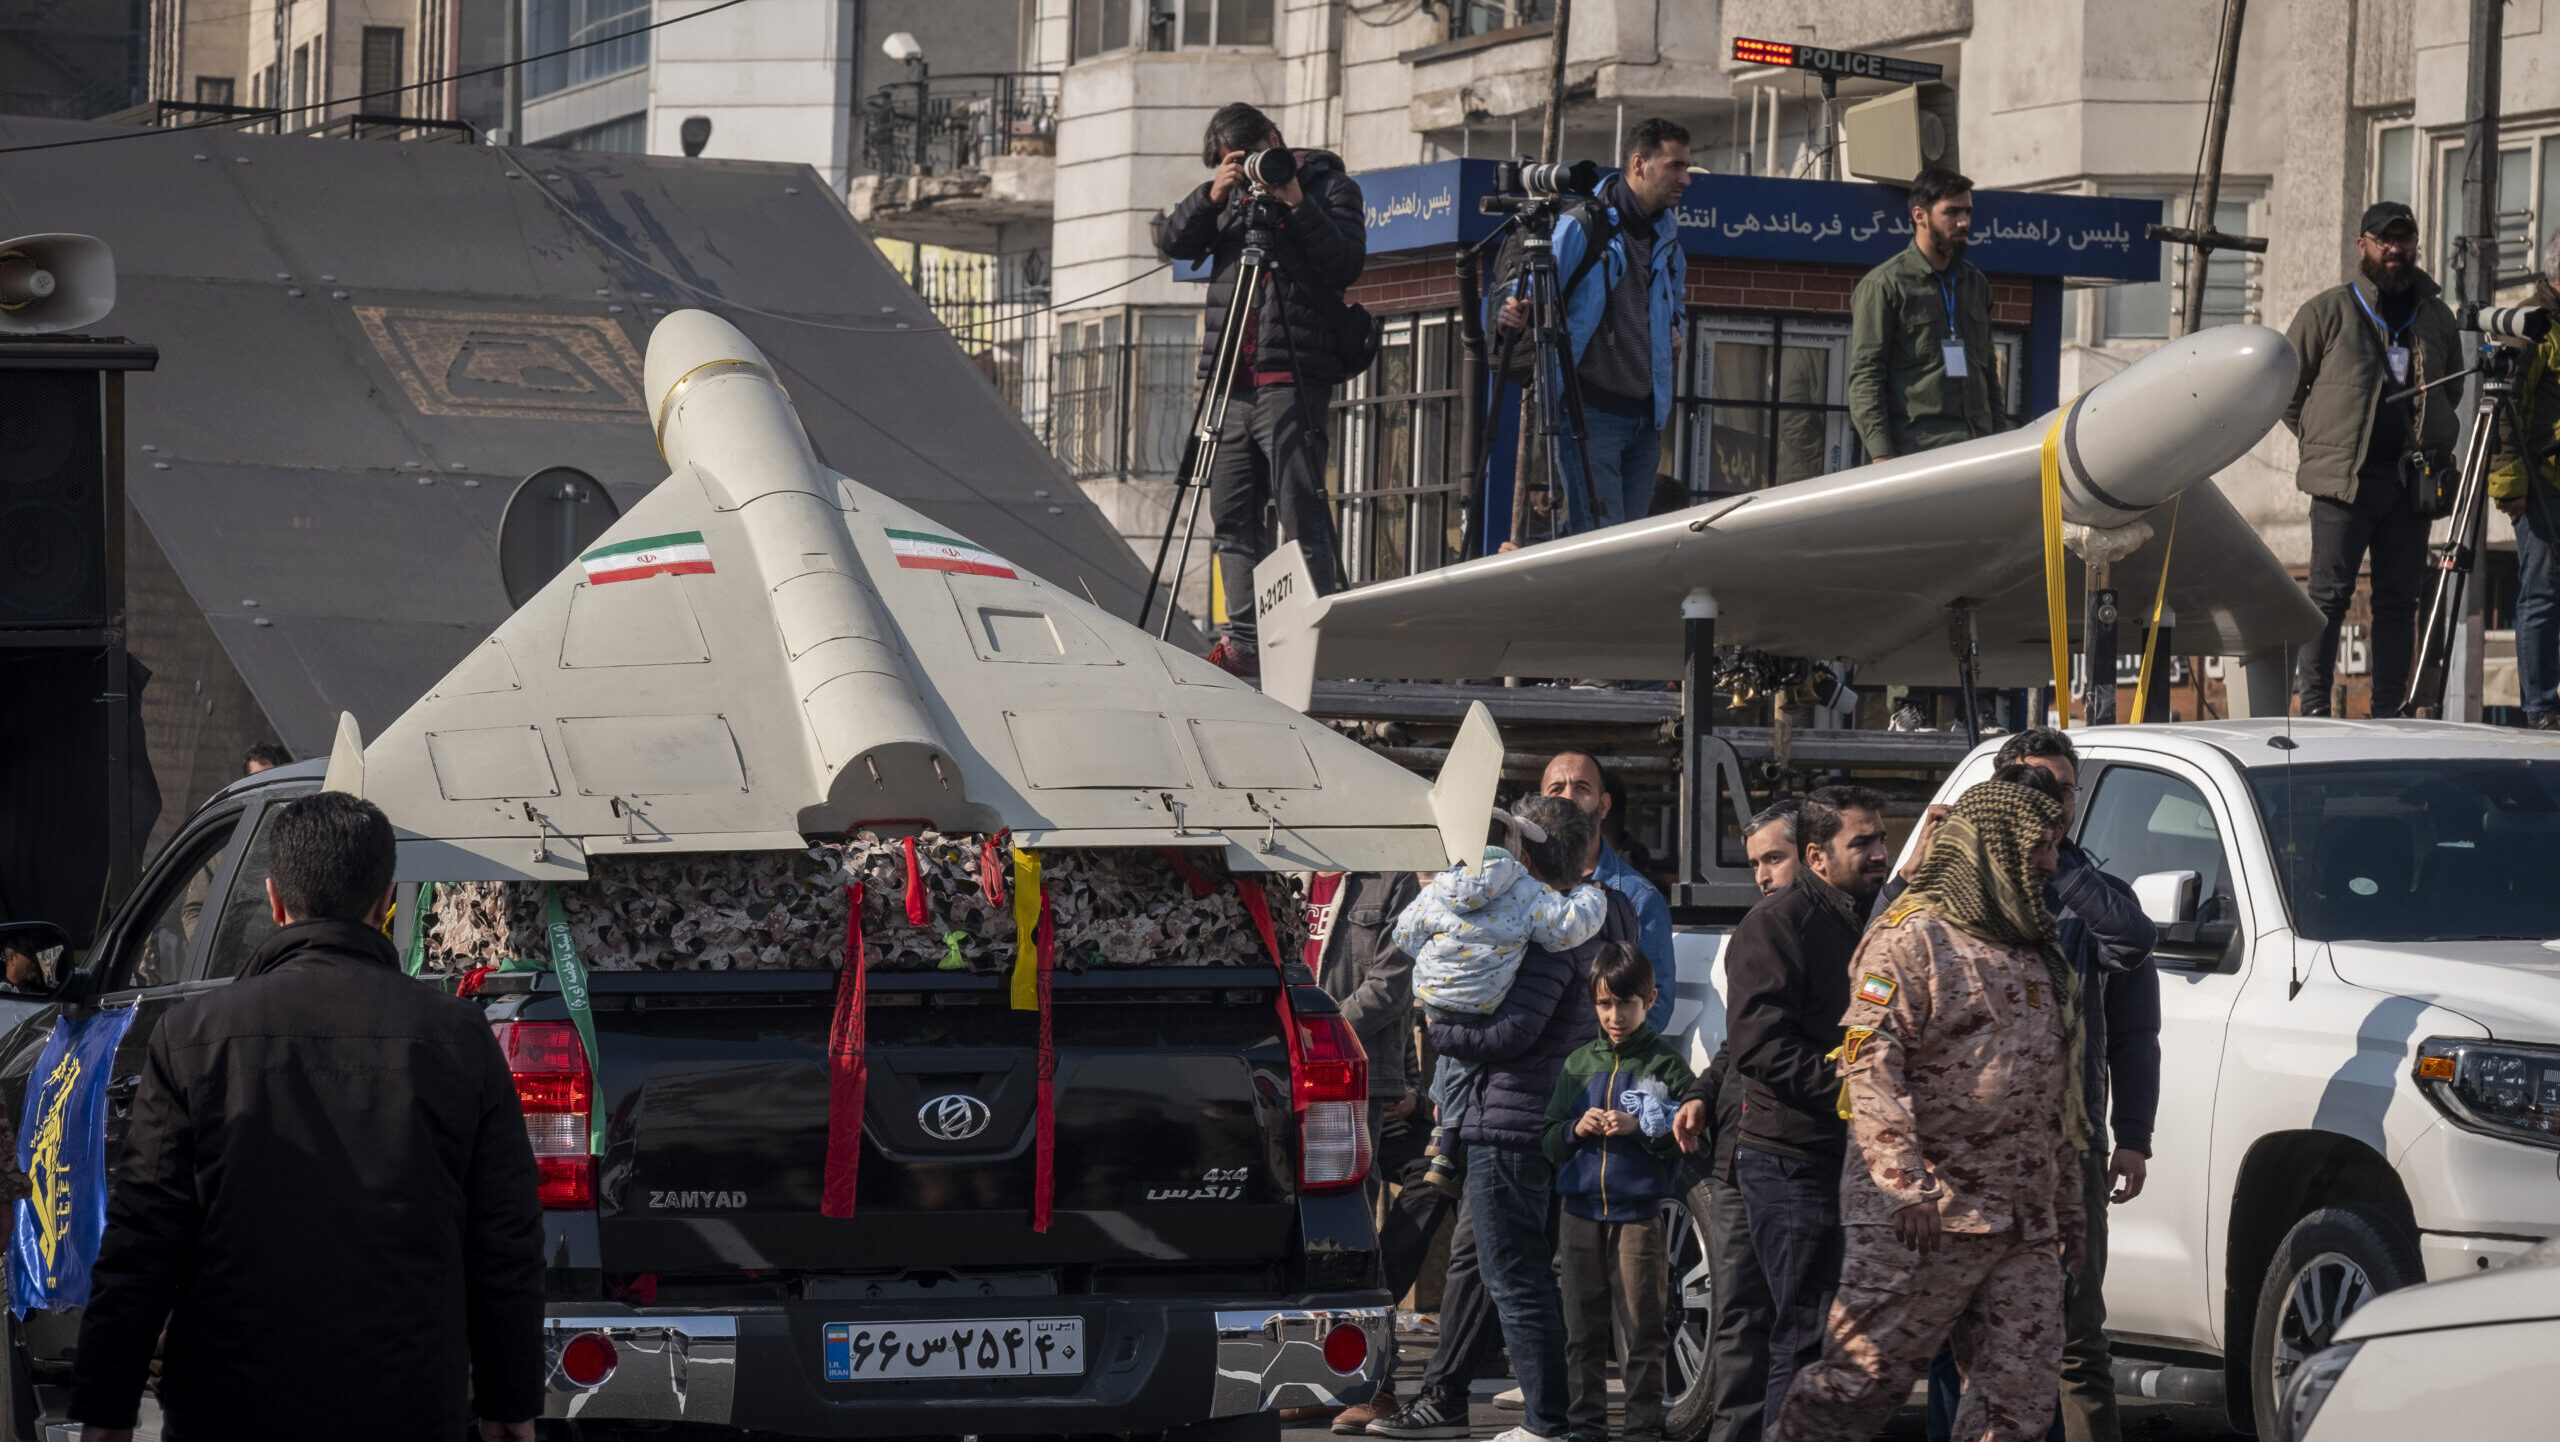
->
[902,836,930,927]
[1236,877,1306,1078]
[1157,847,1217,899]
[822,884,871,1220]
[1031,885,1058,1233]
[979,830,1010,906]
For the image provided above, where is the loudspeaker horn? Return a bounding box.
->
[1841,83,1960,185]
[0,234,114,335]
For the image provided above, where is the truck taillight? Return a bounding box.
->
[1286,1000,1370,1194]
[495,1020,594,1208]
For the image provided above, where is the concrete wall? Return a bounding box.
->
[646,0,856,186]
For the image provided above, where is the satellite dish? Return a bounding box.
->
[498,466,622,609]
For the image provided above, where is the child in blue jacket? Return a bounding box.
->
[1541,943,1696,1442]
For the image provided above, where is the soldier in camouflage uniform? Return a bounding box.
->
[1766,778,2085,1442]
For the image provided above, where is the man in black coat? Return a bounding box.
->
[1722,784,1892,1430]
[71,792,545,1442]
[1156,100,1365,678]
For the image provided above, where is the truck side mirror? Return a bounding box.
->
[2131,870,2201,929]
[0,920,76,1000]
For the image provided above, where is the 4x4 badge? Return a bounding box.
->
[918,1093,993,1142]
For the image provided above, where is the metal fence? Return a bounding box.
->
[1048,338,1195,481]
[907,250,1054,434]
[862,72,1060,178]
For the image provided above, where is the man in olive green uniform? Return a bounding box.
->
[1848,167,2006,462]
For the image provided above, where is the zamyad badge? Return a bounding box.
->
[1857,973,1897,1007]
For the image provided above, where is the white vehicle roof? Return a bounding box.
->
[2053,718,2560,772]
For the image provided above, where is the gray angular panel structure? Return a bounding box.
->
[0,117,1148,761]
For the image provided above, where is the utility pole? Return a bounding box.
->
[2446,0,2503,721]
[2157,0,2265,337]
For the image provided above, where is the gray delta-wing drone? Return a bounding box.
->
[355,311,1503,882]
[1253,325,2322,708]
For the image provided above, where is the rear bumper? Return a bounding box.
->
[540,1298,1387,1435]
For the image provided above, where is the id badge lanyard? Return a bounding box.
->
[2353,285,2416,385]
[1937,274,1970,379]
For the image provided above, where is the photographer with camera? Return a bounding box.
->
[1155,102,1367,679]
[2484,230,2560,730]
[2282,201,2461,718]
[1491,117,1692,534]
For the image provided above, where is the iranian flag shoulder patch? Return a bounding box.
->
[581,531,713,584]
[1856,973,1898,1007]
[887,528,1017,579]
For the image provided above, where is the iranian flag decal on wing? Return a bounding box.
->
[887,528,1017,579]
[580,531,713,584]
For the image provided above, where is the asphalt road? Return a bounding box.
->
[1280,1330,2251,1442]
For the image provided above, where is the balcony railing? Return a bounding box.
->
[861,71,1059,178]
[138,99,477,143]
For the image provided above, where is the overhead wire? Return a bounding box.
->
[0,0,753,155]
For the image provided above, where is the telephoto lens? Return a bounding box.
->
[1243,145,1298,192]
[1519,158,1601,197]
[2479,302,2554,346]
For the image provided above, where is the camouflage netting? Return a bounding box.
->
[420,833,1306,974]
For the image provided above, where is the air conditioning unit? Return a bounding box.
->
[1841,82,1959,184]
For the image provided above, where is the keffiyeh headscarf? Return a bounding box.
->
[1886,778,2087,1151]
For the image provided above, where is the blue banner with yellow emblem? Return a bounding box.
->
[11,1008,135,1316]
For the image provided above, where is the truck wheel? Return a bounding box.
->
[2247,1203,2421,1434]
[1659,1172,1717,1442]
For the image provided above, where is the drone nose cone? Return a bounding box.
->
[645,310,774,455]
[2061,323,2299,523]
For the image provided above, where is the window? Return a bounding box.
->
[1677,316,1858,498]
[1075,0,1270,56]
[118,816,245,991]
[290,42,310,113]
[2105,197,2256,340]
[2245,761,2560,943]
[2079,765,2236,963]
[1451,0,1552,40]
[2437,141,2535,280]
[2375,122,2415,210]
[361,27,404,114]
[204,809,284,980]
[194,75,234,107]
[522,0,649,100]
[1328,313,1463,584]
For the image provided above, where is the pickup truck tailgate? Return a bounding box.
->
[561,970,1301,1280]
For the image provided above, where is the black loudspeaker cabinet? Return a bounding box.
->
[0,367,108,629]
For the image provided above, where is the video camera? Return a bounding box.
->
[1480,157,1601,218]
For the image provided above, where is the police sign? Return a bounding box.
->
[1732,36,1944,86]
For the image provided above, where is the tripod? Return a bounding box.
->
[1473,215,1601,548]
[1135,194,1283,640]
[2400,343,2523,716]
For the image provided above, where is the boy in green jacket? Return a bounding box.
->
[1542,943,1697,1442]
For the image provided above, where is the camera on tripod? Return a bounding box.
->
[2467,301,2554,347]
[1241,145,1297,196]
[1480,157,1601,217]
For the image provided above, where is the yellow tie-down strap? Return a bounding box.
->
[1010,846,1044,1011]
[2039,401,2078,729]
[2132,496,2182,723]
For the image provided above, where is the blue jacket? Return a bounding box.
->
[1594,842,1676,1033]
[1541,1026,1696,1221]
[1428,891,1638,1149]
[1505,180,1686,428]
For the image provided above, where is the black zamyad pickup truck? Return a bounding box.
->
[0,759,1388,1441]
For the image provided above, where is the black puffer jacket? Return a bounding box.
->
[1155,147,1366,386]
[1427,891,1637,1149]
[69,919,545,1439]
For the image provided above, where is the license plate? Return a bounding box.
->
[823,1317,1086,1381]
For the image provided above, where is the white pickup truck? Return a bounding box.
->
[1655,717,2560,1436]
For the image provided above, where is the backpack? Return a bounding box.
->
[1488,197,1622,386]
